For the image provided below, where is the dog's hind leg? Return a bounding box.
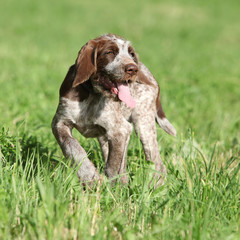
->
[132,113,167,187]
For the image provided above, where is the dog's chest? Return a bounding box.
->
[58,94,133,138]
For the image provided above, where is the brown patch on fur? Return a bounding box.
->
[156,86,166,119]
[96,41,119,73]
[136,69,154,86]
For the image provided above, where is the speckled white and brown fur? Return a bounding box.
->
[52,34,176,187]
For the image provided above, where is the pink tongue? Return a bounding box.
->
[117,83,136,108]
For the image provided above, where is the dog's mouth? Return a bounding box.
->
[99,77,136,108]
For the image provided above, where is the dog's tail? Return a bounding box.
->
[155,88,176,137]
[156,115,176,136]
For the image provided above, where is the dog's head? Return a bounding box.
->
[72,34,139,107]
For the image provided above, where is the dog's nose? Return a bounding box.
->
[125,64,138,76]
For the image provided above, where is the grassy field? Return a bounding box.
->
[0,0,240,239]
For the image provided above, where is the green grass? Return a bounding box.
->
[0,0,240,239]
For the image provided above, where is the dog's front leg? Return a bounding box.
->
[52,116,100,185]
[97,117,132,184]
[105,131,131,184]
[98,136,109,163]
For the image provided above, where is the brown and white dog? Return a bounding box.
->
[52,34,176,186]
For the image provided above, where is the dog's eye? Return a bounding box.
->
[105,51,114,55]
[130,52,135,58]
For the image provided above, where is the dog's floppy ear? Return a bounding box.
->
[72,41,98,88]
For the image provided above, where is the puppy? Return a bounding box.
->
[52,34,176,186]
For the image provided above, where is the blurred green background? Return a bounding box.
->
[0,0,239,147]
[0,0,239,239]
